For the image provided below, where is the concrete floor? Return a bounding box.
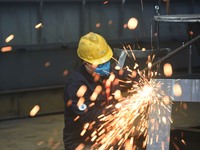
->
[0,114,65,150]
[1,104,200,150]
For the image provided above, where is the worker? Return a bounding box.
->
[63,32,138,150]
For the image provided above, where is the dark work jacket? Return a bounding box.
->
[63,64,134,150]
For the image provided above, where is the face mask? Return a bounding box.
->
[95,61,110,76]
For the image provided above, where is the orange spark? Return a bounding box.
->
[142,48,146,51]
[173,83,182,97]
[181,139,187,145]
[44,61,50,67]
[5,34,14,43]
[30,105,40,116]
[182,103,187,110]
[63,70,69,76]
[96,23,101,28]
[127,18,138,30]
[66,100,72,107]
[77,97,85,108]
[1,46,12,52]
[35,23,43,29]
[148,62,152,69]
[89,102,95,107]
[103,1,108,4]
[163,95,170,105]
[163,63,173,77]
[74,116,80,121]
[75,143,85,150]
[76,85,87,97]
[93,74,100,82]
[108,73,115,82]
[90,91,98,101]
[123,24,128,29]
[114,90,122,100]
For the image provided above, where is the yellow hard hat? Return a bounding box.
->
[77,32,113,65]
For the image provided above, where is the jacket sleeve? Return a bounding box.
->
[64,78,105,124]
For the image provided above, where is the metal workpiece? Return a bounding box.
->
[156,79,200,102]
[146,79,200,150]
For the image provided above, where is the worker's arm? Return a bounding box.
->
[64,80,106,124]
